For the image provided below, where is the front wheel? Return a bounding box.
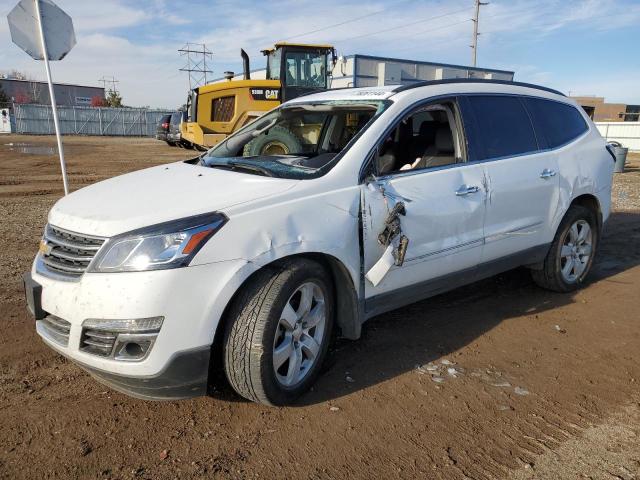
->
[531,205,598,292]
[223,259,334,405]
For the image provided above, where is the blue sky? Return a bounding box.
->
[1,0,639,108]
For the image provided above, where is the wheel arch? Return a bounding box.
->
[209,252,362,377]
[570,193,602,232]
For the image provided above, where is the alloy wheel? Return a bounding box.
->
[272,282,326,387]
[559,219,593,283]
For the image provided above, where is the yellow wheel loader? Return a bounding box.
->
[180,43,336,151]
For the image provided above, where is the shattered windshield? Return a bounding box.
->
[201,101,388,179]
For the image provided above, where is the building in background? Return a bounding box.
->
[0,77,105,107]
[572,96,640,122]
[213,54,514,87]
[330,54,514,88]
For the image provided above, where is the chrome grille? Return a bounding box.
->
[40,224,105,278]
[40,315,71,346]
[80,329,117,357]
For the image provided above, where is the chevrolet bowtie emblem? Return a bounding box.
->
[39,239,52,256]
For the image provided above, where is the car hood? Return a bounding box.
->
[48,161,299,237]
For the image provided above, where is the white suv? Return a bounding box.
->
[24,80,615,405]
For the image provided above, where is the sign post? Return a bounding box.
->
[8,0,76,195]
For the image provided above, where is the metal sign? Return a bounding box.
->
[7,0,76,195]
[8,0,76,61]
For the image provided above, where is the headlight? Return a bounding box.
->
[89,212,227,273]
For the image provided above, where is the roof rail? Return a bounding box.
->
[393,78,565,97]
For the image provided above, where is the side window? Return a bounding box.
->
[466,95,538,160]
[525,98,588,148]
[375,100,464,175]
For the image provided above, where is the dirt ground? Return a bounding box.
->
[1,135,639,480]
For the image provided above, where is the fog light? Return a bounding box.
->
[125,342,143,357]
[82,317,164,333]
[113,336,156,361]
[80,317,163,361]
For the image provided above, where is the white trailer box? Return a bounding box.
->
[330,54,514,88]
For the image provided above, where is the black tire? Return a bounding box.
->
[531,205,598,292]
[166,141,176,147]
[223,259,334,405]
[242,126,303,157]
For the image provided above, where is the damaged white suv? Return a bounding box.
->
[24,80,614,405]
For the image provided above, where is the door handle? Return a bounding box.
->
[540,168,557,179]
[455,185,480,196]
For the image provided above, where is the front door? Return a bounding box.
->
[360,98,486,317]
[362,165,487,302]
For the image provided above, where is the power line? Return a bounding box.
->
[98,76,119,94]
[209,4,473,60]
[281,0,414,41]
[335,5,474,43]
[179,43,213,89]
[470,0,489,68]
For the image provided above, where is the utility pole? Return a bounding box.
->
[179,43,213,90]
[470,0,489,68]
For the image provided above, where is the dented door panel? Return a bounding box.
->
[362,163,486,298]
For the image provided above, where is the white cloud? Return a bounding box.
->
[1,0,639,106]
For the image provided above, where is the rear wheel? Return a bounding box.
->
[223,259,334,405]
[531,205,598,292]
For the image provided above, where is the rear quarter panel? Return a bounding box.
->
[556,124,614,231]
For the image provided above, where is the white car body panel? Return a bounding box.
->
[48,162,299,237]
[362,163,486,297]
[481,148,560,263]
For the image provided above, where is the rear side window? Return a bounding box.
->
[466,95,538,160]
[525,98,588,148]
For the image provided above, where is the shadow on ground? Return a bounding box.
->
[199,211,640,405]
[230,210,639,406]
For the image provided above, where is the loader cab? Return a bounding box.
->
[263,43,336,101]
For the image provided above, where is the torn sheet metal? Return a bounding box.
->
[364,179,411,285]
[365,244,394,286]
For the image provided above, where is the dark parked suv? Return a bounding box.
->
[155,114,171,143]
[167,111,184,146]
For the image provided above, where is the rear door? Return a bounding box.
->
[460,95,560,264]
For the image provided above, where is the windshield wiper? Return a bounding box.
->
[208,161,274,177]
[228,161,274,177]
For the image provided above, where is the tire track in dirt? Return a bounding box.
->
[1,137,639,479]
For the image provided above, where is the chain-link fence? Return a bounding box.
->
[10,103,174,137]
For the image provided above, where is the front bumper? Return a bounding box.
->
[25,256,248,399]
[74,346,210,400]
